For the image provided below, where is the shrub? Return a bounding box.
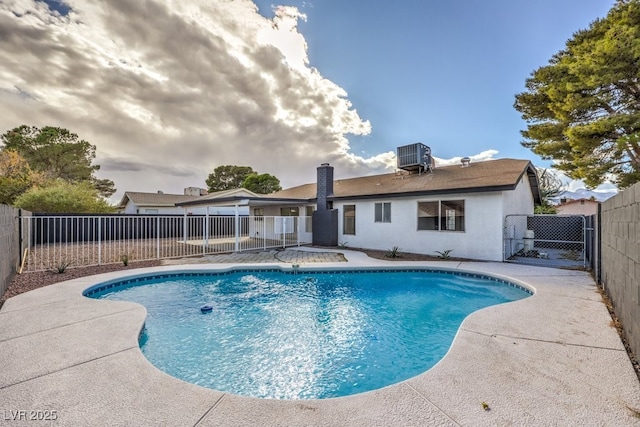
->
[386,246,401,258]
[434,249,453,259]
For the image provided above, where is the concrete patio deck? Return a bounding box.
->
[1,248,639,426]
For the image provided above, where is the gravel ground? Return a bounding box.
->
[0,260,162,307]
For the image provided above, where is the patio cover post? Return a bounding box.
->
[204,206,209,254]
[156,216,160,259]
[182,209,187,255]
[234,204,240,252]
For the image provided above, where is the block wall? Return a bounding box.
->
[600,182,640,360]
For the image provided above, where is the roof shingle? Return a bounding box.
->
[267,158,537,201]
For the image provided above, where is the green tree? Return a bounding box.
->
[206,165,256,192]
[514,0,640,188]
[0,150,42,205]
[0,125,116,197]
[242,173,282,194]
[13,180,115,213]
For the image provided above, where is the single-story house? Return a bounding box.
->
[118,188,253,215]
[556,198,599,216]
[177,147,541,261]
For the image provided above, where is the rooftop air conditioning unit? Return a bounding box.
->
[396,143,432,173]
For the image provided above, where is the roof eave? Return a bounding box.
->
[177,196,312,207]
[326,184,517,202]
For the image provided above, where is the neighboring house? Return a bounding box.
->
[178,146,541,262]
[556,198,599,215]
[118,188,253,215]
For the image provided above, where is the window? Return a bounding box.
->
[374,202,391,223]
[305,206,314,232]
[280,207,299,216]
[417,200,465,231]
[144,209,159,214]
[253,207,264,221]
[343,205,356,235]
[417,201,438,230]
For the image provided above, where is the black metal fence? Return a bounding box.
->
[27,213,246,245]
[17,214,312,272]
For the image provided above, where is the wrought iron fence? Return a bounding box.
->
[504,214,586,269]
[18,215,312,272]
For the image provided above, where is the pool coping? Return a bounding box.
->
[1,248,639,426]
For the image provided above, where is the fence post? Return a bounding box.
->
[17,209,23,269]
[596,203,602,286]
[582,216,586,269]
[97,217,102,265]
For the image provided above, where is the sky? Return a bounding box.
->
[0,0,619,203]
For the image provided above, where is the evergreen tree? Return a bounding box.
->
[515,1,640,188]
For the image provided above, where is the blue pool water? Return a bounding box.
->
[87,269,531,399]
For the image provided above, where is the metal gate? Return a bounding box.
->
[504,214,587,269]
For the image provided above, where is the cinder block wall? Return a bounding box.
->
[600,182,640,360]
[0,204,20,300]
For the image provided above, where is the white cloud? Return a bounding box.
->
[0,0,376,199]
[433,149,499,167]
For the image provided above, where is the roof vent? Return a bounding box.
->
[396,143,432,174]
[157,190,164,194]
[461,157,471,167]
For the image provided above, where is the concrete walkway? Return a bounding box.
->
[1,248,639,426]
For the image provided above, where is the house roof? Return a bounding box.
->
[176,158,541,208]
[265,158,542,203]
[117,192,201,208]
[188,188,260,202]
[119,188,263,209]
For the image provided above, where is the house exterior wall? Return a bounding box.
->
[334,191,506,261]
[502,176,536,218]
[556,200,598,215]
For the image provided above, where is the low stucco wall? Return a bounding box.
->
[600,181,640,361]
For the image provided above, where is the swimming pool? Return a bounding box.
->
[85,268,531,399]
